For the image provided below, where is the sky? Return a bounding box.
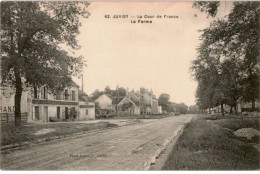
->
[72,1,232,106]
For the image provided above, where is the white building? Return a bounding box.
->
[95,94,113,110]
[0,81,95,122]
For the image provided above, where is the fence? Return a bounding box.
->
[1,113,28,123]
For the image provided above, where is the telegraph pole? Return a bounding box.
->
[117,84,119,117]
[81,74,84,92]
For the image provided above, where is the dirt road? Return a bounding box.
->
[1,115,195,170]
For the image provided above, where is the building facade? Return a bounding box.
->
[0,82,95,122]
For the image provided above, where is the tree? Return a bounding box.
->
[175,103,188,114]
[192,2,259,114]
[1,2,90,126]
[104,86,113,95]
[158,93,170,111]
[112,87,126,97]
[193,1,220,17]
[90,89,103,101]
[166,102,175,112]
[188,105,199,114]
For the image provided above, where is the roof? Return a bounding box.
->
[117,96,141,106]
[130,98,141,106]
[112,96,124,105]
[78,89,88,96]
[96,93,113,101]
[105,94,113,99]
[68,80,80,88]
[78,89,89,102]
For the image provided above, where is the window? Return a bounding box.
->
[34,106,39,120]
[57,106,60,119]
[86,109,88,115]
[43,87,48,99]
[72,91,75,101]
[56,93,62,100]
[65,90,69,100]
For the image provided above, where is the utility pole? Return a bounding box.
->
[117,84,119,117]
[81,74,84,92]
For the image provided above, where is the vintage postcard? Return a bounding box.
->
[0,1,259,171]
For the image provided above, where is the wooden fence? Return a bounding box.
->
[1,113,28,123]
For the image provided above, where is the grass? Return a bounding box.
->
[1,122,118,146]
[162,117,260,170]
[213,118,260,131]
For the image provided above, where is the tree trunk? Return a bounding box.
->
[252,99,255,110]
[14,69,22,127]
[234,104,237,115]
[221,103,224,116]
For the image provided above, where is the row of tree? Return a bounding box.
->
[158,93,188,114]
[191,2,259,115]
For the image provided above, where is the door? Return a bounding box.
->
[35,106,39,120]
[65,107,69,119]
[44,106,48,122]
[57,106,60,120]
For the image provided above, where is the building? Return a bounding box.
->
[95,94,113,110]
[137,88,160,114]
[31,82,80,122]
[78,90,95,120]
[117,91,142,116]
[115,88,161,116]
[0,81,95,122]
[237,98,260,113]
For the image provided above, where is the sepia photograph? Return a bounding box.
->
[0,0,259,171]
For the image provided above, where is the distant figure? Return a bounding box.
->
[194,14,198,18]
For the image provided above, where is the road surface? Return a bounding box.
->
[1,115,195,170]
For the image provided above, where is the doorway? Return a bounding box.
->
[57,106,60,120]
[65,107,69,119]
[35,106,40,120]
[44,106,48,122]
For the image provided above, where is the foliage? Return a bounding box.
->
[188,105,199,114]
[193,1,220,17]
[158,93,170,111]
[90,89,104,101]
[104,86,113,95]
[90,86,127,101]
[114,87,127,97]
[191,2,260,112]
[166,102,175,112]
[1,1,90,125]
[175,103,188,114]
[1,1,89,92]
